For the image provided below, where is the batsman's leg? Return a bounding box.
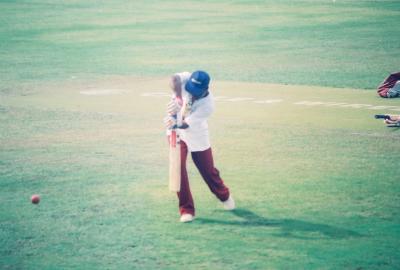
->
[191,148,230,202]
[177,141,195,216]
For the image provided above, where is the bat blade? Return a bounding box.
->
[169,130,181,192]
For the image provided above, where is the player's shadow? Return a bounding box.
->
[196,208,362,239]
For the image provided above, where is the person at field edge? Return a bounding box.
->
[164,70,235,223]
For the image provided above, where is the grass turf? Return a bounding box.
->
[1,77,400,269]
[1,0,400,269]
[1,0,399,89]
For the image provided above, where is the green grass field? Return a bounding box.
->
[1,1,400,269]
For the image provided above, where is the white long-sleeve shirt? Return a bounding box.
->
[176,72,214,152]
[180,92,214,152]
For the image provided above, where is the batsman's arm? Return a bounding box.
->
[384,115,400,126]
[374,114,400,127]
[184,100,214,128]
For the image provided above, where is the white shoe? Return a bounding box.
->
[222,195,235,210]
[180,213,195,223]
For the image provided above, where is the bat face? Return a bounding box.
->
[169,130,181,192]
[168,95,188,192]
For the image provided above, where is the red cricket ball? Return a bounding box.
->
[31,194,40,204]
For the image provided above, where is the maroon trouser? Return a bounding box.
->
[178,140,230,216]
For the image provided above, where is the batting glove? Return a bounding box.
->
[167,99,181,116]
[164,115,177,129]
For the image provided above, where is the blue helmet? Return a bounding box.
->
[185,70,210,98]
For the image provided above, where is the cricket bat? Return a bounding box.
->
[168,97,186,192]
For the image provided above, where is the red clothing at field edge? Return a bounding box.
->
[377,72,400,98]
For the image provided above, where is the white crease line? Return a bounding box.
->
[323,102,349,107]
[338,104,372,108]
[141,93,400,111]
[389,108,400,112]
[80,89,128,96]
[225,97,255,102]
[141,92,170,98]
[293,101,311,105]
[294,101,327,106]
[214,96,229,101]
[293,101,400,111]
[254,99,283,104]
[368,105,400,110]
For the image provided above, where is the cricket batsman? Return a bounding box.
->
[164,70,235,223]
